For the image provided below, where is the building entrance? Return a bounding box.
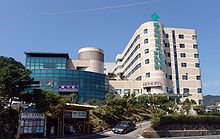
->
[64,118,86,135]
[143,87,151,93]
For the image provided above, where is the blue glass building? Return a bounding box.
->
[25,52,107,103]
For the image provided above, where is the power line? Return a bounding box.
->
[8,0,164,17]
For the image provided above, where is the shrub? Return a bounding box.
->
[107,98,127,108]
[152,115,220,129]
[0,108,19,138]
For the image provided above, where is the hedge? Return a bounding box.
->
[152,115,220,128]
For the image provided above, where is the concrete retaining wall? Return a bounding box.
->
[142,130,220,138]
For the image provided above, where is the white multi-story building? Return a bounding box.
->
[108,14,203,104]
[104,62,116,75]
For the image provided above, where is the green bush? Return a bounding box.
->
[0,108,19,138]
[193,105,206,115]
[107,98,127,108]
[152,115,220,128]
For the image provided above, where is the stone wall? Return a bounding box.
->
[142,130,220,138]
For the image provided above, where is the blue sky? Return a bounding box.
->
[0,0,219,95]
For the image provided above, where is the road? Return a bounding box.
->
[58,121,220,139]
[64,121,151,139]
[59,121,220,139]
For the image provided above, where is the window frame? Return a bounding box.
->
[179,34,184,39]
[180,53,186,58]
[146,72,150,78]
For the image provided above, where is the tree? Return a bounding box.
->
[182,98,192,114]
[0,56,32,106]
[193,105,206,115]
[69,92,79,103]
[105,92,115,100]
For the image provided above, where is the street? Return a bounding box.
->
[61,121,150,139]
[59,121,220,139]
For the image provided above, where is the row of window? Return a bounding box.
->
[115,89,141,95]
[166,34,197,40]
[31,69,104,77]
[183,88,202,94]
[164,42,198,49]
[182,75,201,80]
[26,57,66,64]
[126,63,141,78]
[181,63,200,68]
[26,63,66,70]
[164,51,199,59]
[122,44,140,68]
[178,34,197,40]
[180,44,198,49]
[145,72,201,80]
[119,35,140,63]
[124,53,141,73]
[145,60,199,68]
[143,28,197,41]
[180,53,199,58]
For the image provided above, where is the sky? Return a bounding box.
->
[0,0,220,95]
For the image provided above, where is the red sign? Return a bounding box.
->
[143,81,162,87]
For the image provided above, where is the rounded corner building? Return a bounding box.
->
[24,47,107,103]
[108,13,203,105]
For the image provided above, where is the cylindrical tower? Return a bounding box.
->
[78,47,104,73]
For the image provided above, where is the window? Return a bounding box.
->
[180,53,186,57]
[181,63,187,67]
[199,99,203,105]
[193,44,198,49]
[124,89,130,95]
[133,89,139,95]
[183,88,190,95]
[179,34,184,39]
[182,75,188,80]
[195,63,200,68]
[145,59,150,64]
[194,54,199,58]
[146,72,150,78]
[196,75,201,80]
[117,59,122,62]
[136,76,142,80]
[198,88,202,93]
[166,34,169,38]
[144,39,148,44]
[165,43,170,47]
[145,49,149,54]
[167,88,173,94]
[144,29,148,34]
[180,44,185,48]
[166,52,171,57]
[168,75,172,80]
[192,35,197,40]
[167,62,171,67]
[43,63,56,69]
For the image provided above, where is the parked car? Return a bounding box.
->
[112,121,135,134]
